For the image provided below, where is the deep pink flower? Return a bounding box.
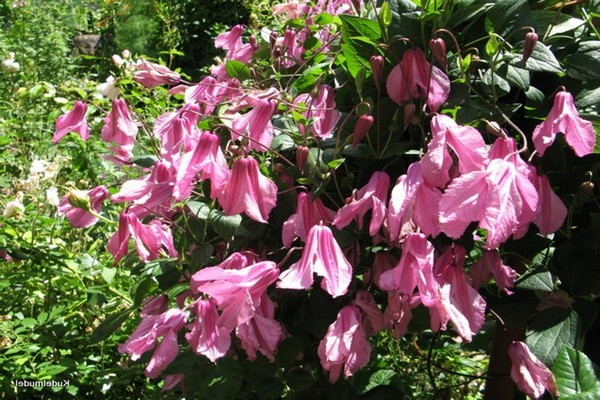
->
[532,90,596,157]
[282,192,336,247]
[58,185,109,228]
[333,171,391,236]
[231,99,276,151]
[293,85,341,139]
[107,212,171,262]
[364,252,394,289]
[153,103,202,159]
[190,260,279,330]
[353,291,385,336]
[118,308,187,378]
[215,25,256,63]
[185,298,231,362]
[386,48,450,112]
[236,294,285,361]
[216,156,278,223]
[141,295,168,318]
[352,115,374,147]
[278,224,353,298]
[470,250,517,294]
[318,305,371,383]
[134,59,181,88]
[101,99,138,151]
[533,174,568,235]
[52,101,90,143]
[508,341,559,399]
[383,292,417,338]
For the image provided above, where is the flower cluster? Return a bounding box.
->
[52,0,595,397]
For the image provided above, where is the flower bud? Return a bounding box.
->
[370,55,384,91]
[296,146,309,172]
[66,189,91,211]
[352,115,374,147]
[523,32,538,62]
[579,180,595,199]
[429,38,447,68]
[403,103,416,129]
[484,119,508,139]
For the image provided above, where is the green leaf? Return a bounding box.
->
[552,347,600,396]
[565,41,600,80]
[516,264,554,292]
[90,309,133,343]
[576,87,600,110]
[286,369,315,392]
[225,60,250,81]
[339,15,382,78]
[130,155,157,168]
[523,42,563,74]
[381,1,393,27]
[497,63,530,91]
[201,358,244,400]
[526,308,580,365]
[186,201,211,220]
[293,64,325,92]
[101,267,117,284]
[485,35,499,57]
[209,210,242,241]
[339,15,382,42]
[355,369,398,395]
[488,0,536,36]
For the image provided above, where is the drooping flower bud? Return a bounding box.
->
[523,32,538,62]
[296,146,309,172]
[429,38,447,68]
[484,119,508,139]
[370,55,384,91]
[66,189,92,211]
[352,115,374,148]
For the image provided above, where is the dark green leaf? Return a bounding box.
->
[524,42,563,74]
[354,369,398,395]
[339,15,381,42]
[293,64,325,92]
[130,155,157,168]
[186,201,211,220]
[488,0,536,36]
[497,63,530,91]
[209,210,242,241]
[576,87,600,110]
[286,369,315,392]
[225,60,250,81]
[565,42,600,80]
[90,309,133,343]
[552,347,600,396]
[516,264,554,292]
[526,308,580,365]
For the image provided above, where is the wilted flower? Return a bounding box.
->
[508,341,558,399]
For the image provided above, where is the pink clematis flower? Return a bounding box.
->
[153,103,202,159]
[470,250,517,294]
[58,186,109,228]
[134,59,181,88]
[318,305,371,383]
[383,291,417,338]
[282,192,336,247]
[532,90,596,157]
[101,99,138,153]
[141,295,168,318]
[231,99,277,151]
[273,1,311,19]
[52,101,90,143]
[333,171,391,236]
[185,298,231,362]
[216,156,278,223]
[236,294,285,361]
[353,291,385,336]
[386,48,450,112]
[293,85,341,139]
[190,259,279,331]
[508,341,559,399]
[118,308,187,379]
[215,25,256,64]
[278,224,353,298]
[533,174,568,235]
[439,158,538,249]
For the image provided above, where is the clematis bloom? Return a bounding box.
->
[58,185,109,228]
[532,90,596,157]
[282,192,336,247]
[101,99,138,152]
[278,224,353,298]
[52,101,90,143]
[134,59,181,88]
[508,341,558,399]
[185,298,231,362]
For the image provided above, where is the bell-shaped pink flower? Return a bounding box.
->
[278,224,353,298]
[190,260,279,330]
[533,174,568,235]
[282,192,336,247]
[185,298,231,362]
[153,103,202,159]
[317,305,371,383]
[293,85,341,138]
[134,59,181,88]
[58,185,109,228]
[52,101,90,143]
[508,341,559,399]
[353,291,385,336]
[231,99,276,151]
[236,294,285,361]
[215,25,256,64]
[352,114,374,147]
[333,171,391,236]
[118,308,187,378]
[383,291,417,338]
[141,295,169,318]
[532,90,596,157]
[101,99,138,152]
[216,156,278,223]
[470,250,517,294]
[386,48,450,112]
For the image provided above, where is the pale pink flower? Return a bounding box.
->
[185,75,242,113]
[162,374,184,392]
[386,48,450,112]
[281,192,336,247]
[190,260,279,330]
[215,25,256,64]
[533,174,568,235]
[118,308,187,379]
[216,156,278,223]
[231,99,276,151]
[470,250,517,294]
[508,341,559,399]
[134,59,181,88]
[273,1,310,19]
[153,103,202,159]
[333,171,391,236]
[272,29,307,68]
[52,101,90,143]
[185,298,231,362]
[58,185,109,228]
[318,305,371,383]
[532,90,595,157]
[383,292,416,338]
[293,85,341,139]
[101,99,138,151]
[278,224,353,298]
[236,294,285,361]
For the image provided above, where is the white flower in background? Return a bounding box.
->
[96,76,120,99]
[46,187,60,207]
[1,52,20,73]
[3,197,24,218]
[29,158,50,177]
